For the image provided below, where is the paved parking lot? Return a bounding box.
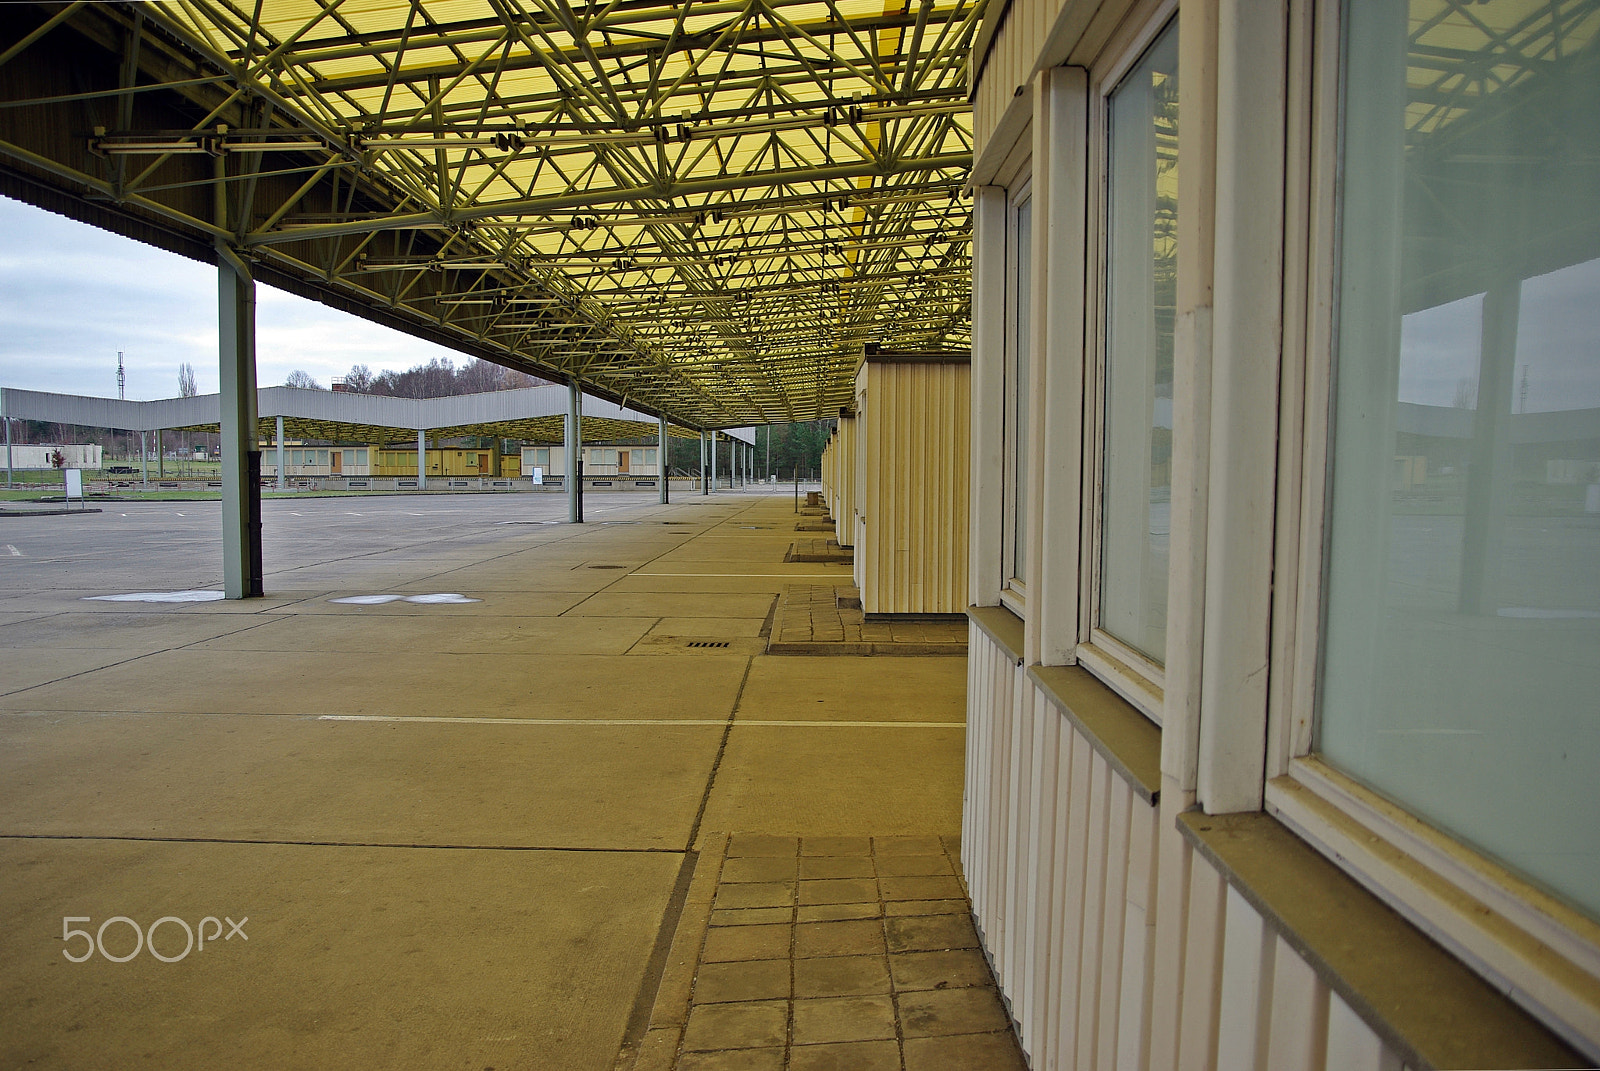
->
[0,490,982,1070]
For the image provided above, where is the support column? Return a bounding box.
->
[4,408,12,488]
[567,377,583,523]
[217,248,262,599]
[710,431,718,493]
[658,415,669,504]
[140,431,148,487]
[275,416,286,490]
[156,430,164,479]
[699,431,708,495]
[416,429,427,489]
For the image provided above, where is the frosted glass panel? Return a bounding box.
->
[1320,0,1600,918]
[1101,19,1178,663]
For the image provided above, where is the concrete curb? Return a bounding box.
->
[628,832,728,1071]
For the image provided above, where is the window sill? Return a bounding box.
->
[966,604,1024,666]
[1026,664,1161,805]
[1268,758,1600,1062]
[1179,809,1585,1071]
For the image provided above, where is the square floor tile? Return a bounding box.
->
[798,878,877,906]
[903,1031,1028,1071]
[888,949,994,991]
[710,907,792,927]
[879,874,965,901]
[702,924,792,963]
[722,856,799,884]
[694,958,791,1004]
[789,1040,901,1071]
[682,1000,788,1051]
[729,834,800,857]
[795,919,885,958]
[791,995,897,1045]
[886,899,967,917]
[793,954,891,998]
[716,881,795,910]
[679,1048,786,1071]
[897,987,1010,1037]
[798,902,880,923]
[799,856,875,880]
[885,913,978,953]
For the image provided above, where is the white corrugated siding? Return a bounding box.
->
[973,0,1062,154]
[854,360,970,614]
[963,626,1413,1071]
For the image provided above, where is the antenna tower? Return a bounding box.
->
[117,351,126,400]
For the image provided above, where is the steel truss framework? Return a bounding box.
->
[0,0,981,428]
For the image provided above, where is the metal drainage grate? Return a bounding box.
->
[685,640,731,649]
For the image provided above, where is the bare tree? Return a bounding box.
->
[343,364,376,392]
[284,370,324,390]
[177,362,198,397]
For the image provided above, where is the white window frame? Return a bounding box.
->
[1258,0,1600,1057]
[1072,2,1178,726]
[1001,180,1034,616]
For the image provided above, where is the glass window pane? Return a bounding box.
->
[1010,200,1033,583]
[1321,0,1600,918]
[1101,18,1179,664]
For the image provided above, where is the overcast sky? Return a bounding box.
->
[0,195,469,400]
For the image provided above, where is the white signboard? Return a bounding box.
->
[65,468,83,503]
[532,466,544,486]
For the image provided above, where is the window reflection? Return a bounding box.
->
[1101,19,1178,663]
[1321,0,1600,917]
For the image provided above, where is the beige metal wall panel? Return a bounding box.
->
[854,360,970,614]
[836,416,858,549]
[964,626,1415,1071]
[824,436,837,527]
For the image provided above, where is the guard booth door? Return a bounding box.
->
[618,450,630,474]
[330,450,342,475]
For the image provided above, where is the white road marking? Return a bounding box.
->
[316,715,964,728]
[631,572,848,579]
[85,590,226,603]
[4,545,20,557]
[328,593,481,605]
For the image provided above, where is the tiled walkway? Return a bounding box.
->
[767,585,966,656]
[635,833,1026,1071]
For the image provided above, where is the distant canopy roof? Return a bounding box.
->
[0,385,756,445]
[0,1,980,428]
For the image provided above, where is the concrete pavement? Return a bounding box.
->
[0,490,977,1069]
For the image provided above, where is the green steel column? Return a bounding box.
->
[416,429,427,490]
[217,248,262,599]
[275,416,285,490]
[658,415,669,504]
[567,377,583,523]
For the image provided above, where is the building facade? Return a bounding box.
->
[964,0,1599,1067]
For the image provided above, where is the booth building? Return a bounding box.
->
[961,0,1599,1068]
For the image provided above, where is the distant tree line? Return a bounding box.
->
[282,357,546,397]
[666,417,836,479]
